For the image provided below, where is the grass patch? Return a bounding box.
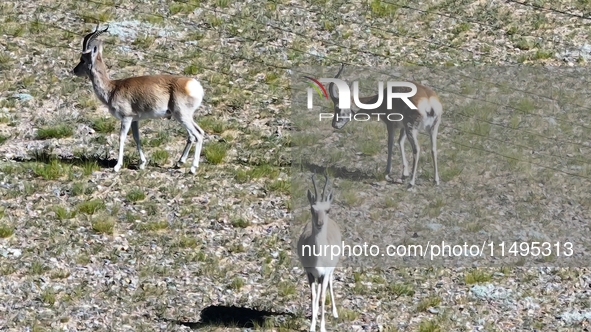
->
[370,0,398,17]
[52,206,76,220]
[387,283,415,297]
[174,235,199,248]
[266,179,290,194]
[235,163,279,183]
[50,269,70,279]
[231,217,251,228]
[30,261,48,275]
[199,116,228,134]
[36,124,73,139]
[204,142,228,164]
[0,224,14,238]
[77,200,105,215]
[277,281,296,297]
[126,188,146,202]
[137,221,168,232]
[91,217,115,235]
[81,160,100,176]
[41,288,56,306]
[145,131,170,147]
[90,117,117,134]
[464,269,492,284]
[418,319,441,332]
[151,149,169,166]
[32,159,67,180]
[416,296,442,312]
[229,277,245,290]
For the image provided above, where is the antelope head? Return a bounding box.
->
[307,171,333,230]
[73,24,109,78]
[329,64,354,130]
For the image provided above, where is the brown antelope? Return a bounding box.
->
[73,24,206,174]
[328,64,443,187]
[297,172,342,332]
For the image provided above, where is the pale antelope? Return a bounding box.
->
[73,24,205,174]
[328,64,443,187]
[297,172,342,332]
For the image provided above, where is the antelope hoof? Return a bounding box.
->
[113,164,122,172]
[139,162,147,170]
[190,166,197,174]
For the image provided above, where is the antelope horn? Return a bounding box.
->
[82,23,109,52]
[311,173,319,202]
[328,63,345,102]
[321,169,330,201]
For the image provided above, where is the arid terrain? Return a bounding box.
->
[1,0,591,331]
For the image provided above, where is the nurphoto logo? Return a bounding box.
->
[304,77,418,110]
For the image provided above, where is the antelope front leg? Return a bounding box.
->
[328,272,338,318]
[131,121,147,170]
[319,274,330,332]
[309,274,318,332]
[114,117,133,172]
[398,128,409,179]
[189,121,204,174]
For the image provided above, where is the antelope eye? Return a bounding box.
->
[326,209,331,214]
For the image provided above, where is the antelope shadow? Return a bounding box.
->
[12,149,158,170]
[159,305,295,329]
[298,161,381,182]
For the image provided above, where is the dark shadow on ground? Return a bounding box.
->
[297,160,381,182]
[9,148,163,170]
[159,305,295,329]
[12,149,118,168]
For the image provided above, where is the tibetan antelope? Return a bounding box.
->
[297,172,342,332]
[328,64,443,187]
[73,24,206,174]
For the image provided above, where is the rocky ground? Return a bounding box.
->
[1,0,591,331]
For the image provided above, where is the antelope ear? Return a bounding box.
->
[89,41,102,62]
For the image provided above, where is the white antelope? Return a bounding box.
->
[328,64,443,187]
[297,172,342,332]
[73,24,206,174]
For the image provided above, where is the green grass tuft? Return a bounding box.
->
[204,142,228,164]
[77,200,105,215]
[53,206,76,220]
[126,188,146,202]
[137,221,168,232]
[36,124,74,139]
[92,217,115,235]
[0,224,14,238]
[32,159,67,180]
[90,117,117,134]
[465,269,492,284]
